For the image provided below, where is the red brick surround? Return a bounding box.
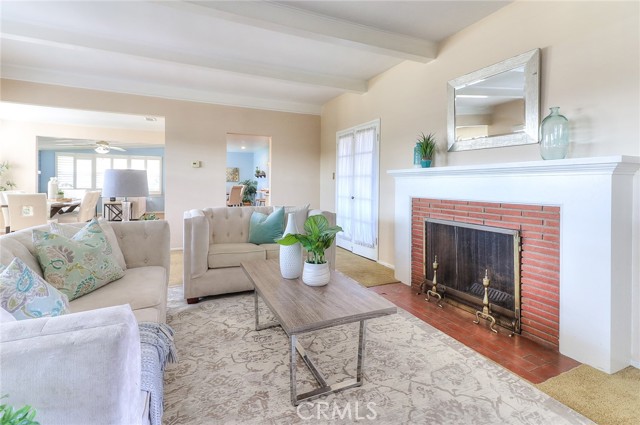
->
[411,198,561,349]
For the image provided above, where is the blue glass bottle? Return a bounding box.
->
[540,107,569,160]
[413,143,421,168]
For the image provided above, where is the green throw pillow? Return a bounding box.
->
[33,219,125,301]
[0,257,70,320]
[248,207,285,245]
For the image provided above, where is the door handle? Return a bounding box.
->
[351,196,355,200]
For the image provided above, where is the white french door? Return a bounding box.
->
[335,119,380,260]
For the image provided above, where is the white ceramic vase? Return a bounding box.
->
[302,262,330,286]
[279,212,302,279]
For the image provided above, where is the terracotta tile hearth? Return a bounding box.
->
[411,198,561,349]
[370,283,581,384]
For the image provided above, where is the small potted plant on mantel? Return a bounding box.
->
[276,215,343,286]
[417,132,437,168]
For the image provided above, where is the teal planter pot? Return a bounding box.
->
[421,159,432,168]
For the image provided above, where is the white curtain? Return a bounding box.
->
[336,133,353,242]
[352,126,376,248]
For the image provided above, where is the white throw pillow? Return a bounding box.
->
[282,204,310,234]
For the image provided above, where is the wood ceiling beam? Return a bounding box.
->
[1,21,367,93]
[175,1,437,63]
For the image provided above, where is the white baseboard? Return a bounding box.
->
[630,359,640,369]
[377,260,394,269]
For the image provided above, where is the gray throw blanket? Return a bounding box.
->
[139,322,178,425]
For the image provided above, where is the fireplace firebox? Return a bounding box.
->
[422,218,521,333]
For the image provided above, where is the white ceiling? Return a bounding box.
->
[1,1,510,116]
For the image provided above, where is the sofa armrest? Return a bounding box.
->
[183,210,209,287]
[0,305,143,425]
[110,220,170,279]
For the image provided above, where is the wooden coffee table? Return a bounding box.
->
[241,259,397,406]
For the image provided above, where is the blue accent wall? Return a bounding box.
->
[38,147,165,212]
[226,152,255,193]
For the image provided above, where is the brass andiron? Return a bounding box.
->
[426,255,443,308]
[473,269,498,333]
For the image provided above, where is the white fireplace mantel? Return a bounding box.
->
[389,155,640,373]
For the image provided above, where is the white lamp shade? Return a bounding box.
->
[102,169,149,198]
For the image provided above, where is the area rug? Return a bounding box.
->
[536,365,640,425]
[169,248,399,288]
[163,287,591,424]
[336,248,399,287]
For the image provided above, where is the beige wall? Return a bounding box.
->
[320,0,639,365]
[0,80,321,247]
[320,0,639,265]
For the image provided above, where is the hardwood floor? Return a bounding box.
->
[369,282,581,384]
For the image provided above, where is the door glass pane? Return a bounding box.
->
[352,127,376,248]
[336,132,354,242]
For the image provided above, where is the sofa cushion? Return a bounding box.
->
[69,266,166,316]
[32,220,125,301]
[208,243,266,268]
[248,207,284,244]
[0,257,70,320]
[263,243,280,260]
[283,204,310,234]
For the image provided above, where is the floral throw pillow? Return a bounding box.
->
[33,219,125,301]
[0,257,70,320]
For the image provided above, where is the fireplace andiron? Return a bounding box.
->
[473,269,498,333]
[425,255,443,308]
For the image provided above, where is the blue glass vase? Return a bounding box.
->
[413,143,421,168]
[539,107,569,160]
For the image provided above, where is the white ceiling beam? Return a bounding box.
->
[1,21,367,93]
[170,1,437,63]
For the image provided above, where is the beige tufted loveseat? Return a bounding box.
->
[183,206,336,304]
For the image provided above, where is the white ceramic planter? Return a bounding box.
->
[301,262,330,286]
[280,212,302,279]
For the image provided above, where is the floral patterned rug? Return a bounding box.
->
[163,287,591,424]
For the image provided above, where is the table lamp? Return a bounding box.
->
[101,169,149,221]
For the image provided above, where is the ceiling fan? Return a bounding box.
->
[53,139,127,154]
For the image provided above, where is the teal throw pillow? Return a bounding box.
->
[0,257,70,320]
[33,219,125,301]
[248,207,285,245]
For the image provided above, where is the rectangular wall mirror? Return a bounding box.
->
[447,49,540,152]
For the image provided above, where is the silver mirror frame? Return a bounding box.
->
[447,49,540,152]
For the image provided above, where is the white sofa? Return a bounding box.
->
[183,206,336,303]
[0,220,170,425]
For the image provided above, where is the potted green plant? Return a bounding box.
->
[276,215,342,286]
[0,162,16,191]
[0,396,40,425]
[240,179,258,205]
[417,132,437,167]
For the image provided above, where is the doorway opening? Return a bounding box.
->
[226,133,271,206]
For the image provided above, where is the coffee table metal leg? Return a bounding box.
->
[254,290,280,331]
[290,320,367,406]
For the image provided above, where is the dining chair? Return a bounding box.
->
[226,185,245,207]
[0,189,25,232]
[56,190,101,223]
[6,193,48,231]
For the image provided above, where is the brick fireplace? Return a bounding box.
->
[411,198,560,348]
[389,156,640,373]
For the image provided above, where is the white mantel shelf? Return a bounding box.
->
[389,155,640,374]
[388,155,640,178]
